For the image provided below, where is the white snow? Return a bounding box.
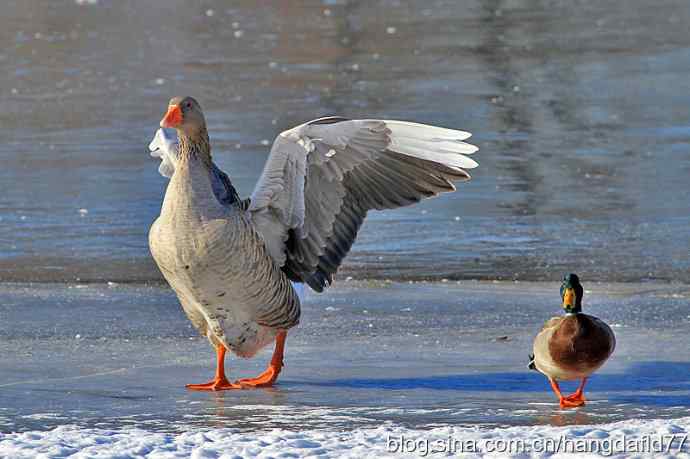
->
[1,417,688,458]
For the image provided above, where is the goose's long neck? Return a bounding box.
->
[178,127,212,166]
[163,127,222,218]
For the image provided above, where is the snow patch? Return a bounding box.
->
[1,417,688,458]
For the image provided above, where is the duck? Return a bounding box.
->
[529,273,615,407]
[148,96,479,390]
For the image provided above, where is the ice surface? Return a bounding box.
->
[1,281,689,438]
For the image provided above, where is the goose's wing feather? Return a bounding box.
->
[148,128,247,208]
[249,117,479,292]
[149,128,179,178]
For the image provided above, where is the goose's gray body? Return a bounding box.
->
[149,150,299,357]
[148,117,478,358]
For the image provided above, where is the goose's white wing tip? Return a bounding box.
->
[383,120,474,141]
[384,120,479,170]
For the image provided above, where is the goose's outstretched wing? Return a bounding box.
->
[248,117,479,292]
[148,128,245,208]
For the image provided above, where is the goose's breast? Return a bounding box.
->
[150,208,299,357]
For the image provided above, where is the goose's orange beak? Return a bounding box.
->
[160,104,182,128]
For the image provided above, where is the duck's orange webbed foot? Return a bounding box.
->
[561,378,587,406]
[549,377,586,409]
[563,392,586,403]
[559,396,585,408]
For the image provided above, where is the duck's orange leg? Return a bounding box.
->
[563,378,587,404]
[549,378,585,408]
[236,331,287,388]
[186,344,241,391]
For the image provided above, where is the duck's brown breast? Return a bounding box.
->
[548,314,615,373]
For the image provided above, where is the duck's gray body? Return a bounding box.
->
[148,117,478,359]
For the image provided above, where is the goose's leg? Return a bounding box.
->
[186,344,241,391]
[563,378,587,404]
[549,378,585,408]
[236,330,286,388]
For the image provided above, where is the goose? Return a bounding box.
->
[148,96,479,390]
[529,274,616,407]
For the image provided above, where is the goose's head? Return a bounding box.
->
[560,273,583,314]
[160,96,206,138]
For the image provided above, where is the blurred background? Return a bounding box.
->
[1,0,689,284]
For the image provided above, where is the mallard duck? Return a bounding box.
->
[529,274,615,407]
[148,96,478,390]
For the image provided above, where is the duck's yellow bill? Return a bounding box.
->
[562,287,575,309]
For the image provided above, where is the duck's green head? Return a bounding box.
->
[560,273,583,314]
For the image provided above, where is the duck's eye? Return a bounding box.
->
[185,101,192,109]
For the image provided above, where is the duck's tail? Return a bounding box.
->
[527,353,537,371]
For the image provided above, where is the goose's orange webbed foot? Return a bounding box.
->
[236,331,287,389]
[186,344,241,391]
[186,378,242,391]
[237,364,282,388]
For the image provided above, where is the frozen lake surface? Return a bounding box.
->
[1,281,689,435]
